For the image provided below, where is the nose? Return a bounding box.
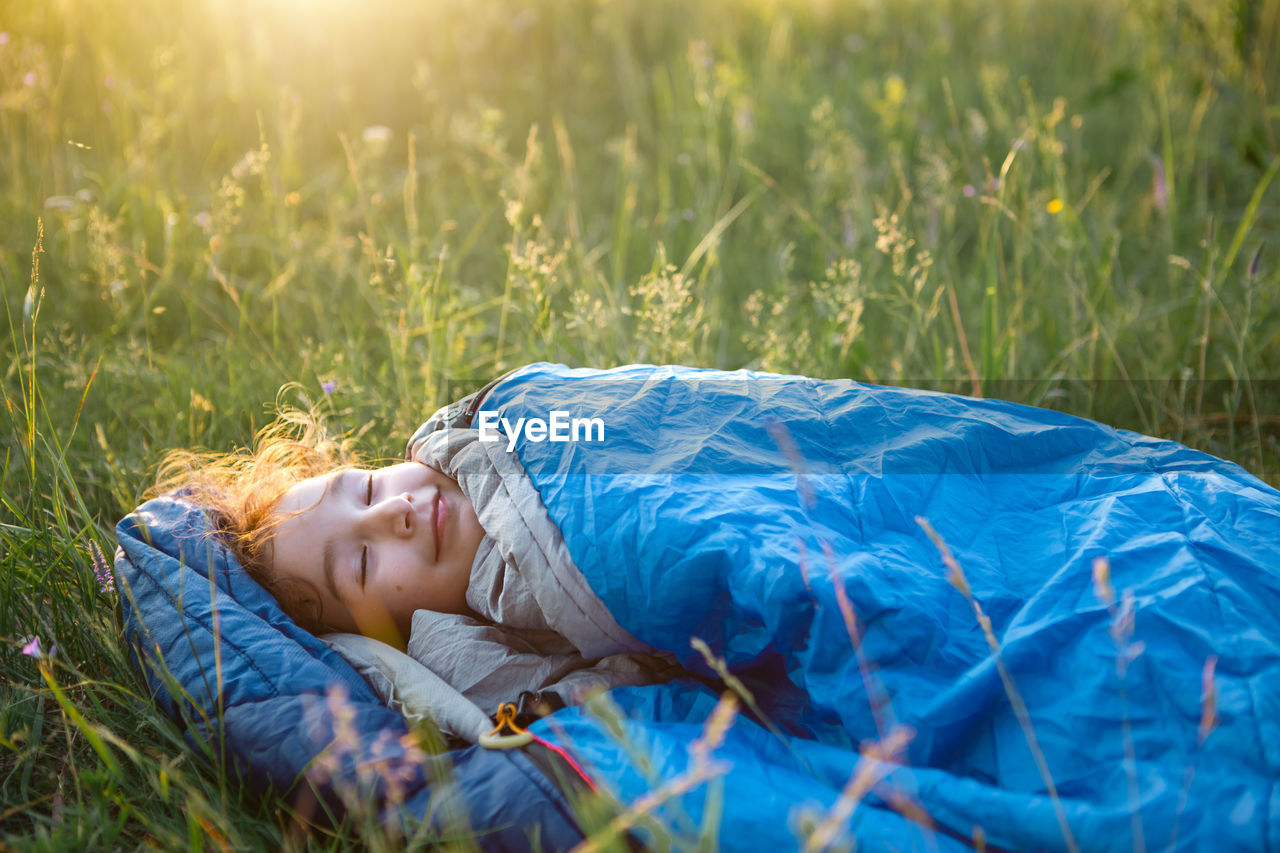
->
[362,493,416,538]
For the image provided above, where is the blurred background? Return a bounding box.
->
[4,0,1279,493]
[0,0,1278,843]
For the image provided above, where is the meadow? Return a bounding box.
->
[2,0,1278,847]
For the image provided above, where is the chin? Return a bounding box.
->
[360,617,408,650]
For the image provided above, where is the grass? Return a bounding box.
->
[1,0,1278,847]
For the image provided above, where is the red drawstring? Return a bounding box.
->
[484,702,600,794]
[528,730,598,793]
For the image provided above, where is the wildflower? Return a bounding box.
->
[1148,153,1168,214]
[22,636,55,658]
[1199,655,1218,745]
[0,33,9,46]
[765,420,815,509]
[321,380,335,395]
[1091,556,1114,608]
[23,71,36,87]
[916,517,971,598]
[360,728,395,787]
[1247,244,1264,283]
[689,40,713,69]
[399,731,428,765]
[884,74,906,109]
[1046,198,1064,215]
[326,683,359,753]
[89,539,114,594]
[361,125,393,145]
[193,211,212,231]
[1110,589,1135,646]
[962,184,976,198]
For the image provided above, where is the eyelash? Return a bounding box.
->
[361,473,373,587]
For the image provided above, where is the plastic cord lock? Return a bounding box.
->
[479,702,534,749]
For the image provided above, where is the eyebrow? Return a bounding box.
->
[322,539,339,602]
[319,470,350,603]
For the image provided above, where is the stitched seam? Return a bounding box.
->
[120,528,281,702]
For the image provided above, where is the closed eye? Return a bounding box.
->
[360,545,368,588]
[365,472,373,505]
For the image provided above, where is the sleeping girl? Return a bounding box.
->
[155,409,683,728]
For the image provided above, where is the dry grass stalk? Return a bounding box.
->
[822,540,895,739]
[916,516,1080,853]
[1093,556,1146,853]
[571,693,739,853]
[690,636,796,755]
[802,725,912,853]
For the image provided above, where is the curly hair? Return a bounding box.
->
[150,409,362,634]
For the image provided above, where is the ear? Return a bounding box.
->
[269,575,325,632]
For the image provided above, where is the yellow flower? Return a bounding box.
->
[1046,198,1064,215]
[884,74,906,108]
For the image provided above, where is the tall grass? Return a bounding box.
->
[2,0,1278,847]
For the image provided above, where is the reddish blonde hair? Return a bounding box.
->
[150,409,363,633]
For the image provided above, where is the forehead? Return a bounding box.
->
[269,469,352,581]
[276,469,346,518]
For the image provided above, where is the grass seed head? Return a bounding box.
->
[1199,655,1219,746]
[1091,556,1114,608]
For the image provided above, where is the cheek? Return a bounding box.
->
[459,495,482,530]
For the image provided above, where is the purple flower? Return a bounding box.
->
[1148,153,1168,214]
[321,380,336,395]
[962,184,976,198]
[1247,244,1264,282]
[22,636,55,658]
[89,540,114,594]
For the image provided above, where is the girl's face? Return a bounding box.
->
[269,461,483,646]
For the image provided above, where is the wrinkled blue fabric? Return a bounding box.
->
[115,494,586,851]
[475,363,1280,852]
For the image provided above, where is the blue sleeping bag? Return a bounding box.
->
[117,362,1280,852]
[450,363,1280,852]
